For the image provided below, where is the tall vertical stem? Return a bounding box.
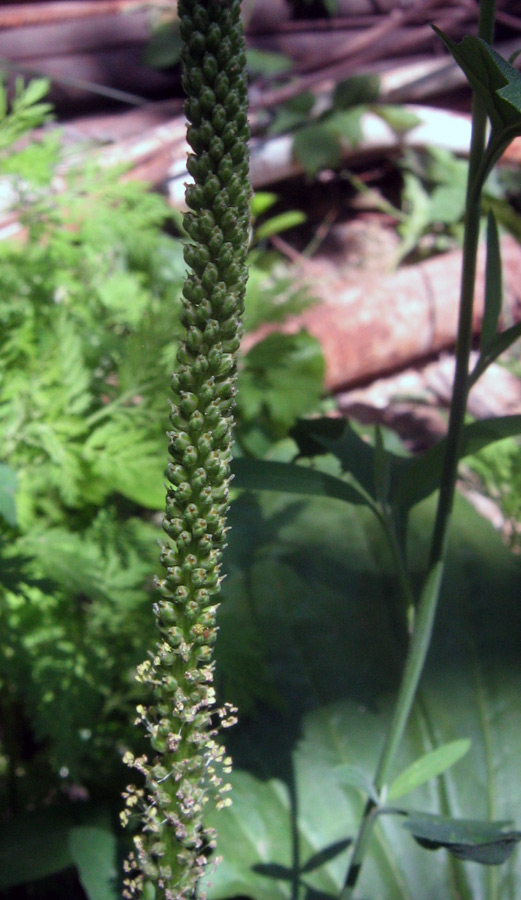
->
[341,2,496,896]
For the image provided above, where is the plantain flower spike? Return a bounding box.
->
[122,1,250,897]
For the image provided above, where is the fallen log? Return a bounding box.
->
[241,235,521,391]
[0,2,154,29]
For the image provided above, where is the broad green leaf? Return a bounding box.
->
[481,210,502,353]
[0,808,74,887]
[293,124,342,176]
[325,109,364,148]
[69,810,118,900]
[291,417,409,503]
[333,75,380,110]
[0,806,119,894]
[401,811,521,865]
[255,210,306,241]
[434,31,521,136]
[372,105,422,134]
[428,182,467,226]
[251,192,278,217]
[398,171,432,260]
[247,49,292,77]
[231,458,372,507]
[387,739,471,800]
[207,490,521,900]
[334,765,379,803]
[392,415,521,510]
[268,93,315,136]
[0,463,17,526]
[142,22,182,68]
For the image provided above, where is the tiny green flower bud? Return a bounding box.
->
[192,519,208,539]
[214,72,229,101]
[183,503,199,524]
[202,54,218,82]
[185,97,202,127]
[197,433,213,456]
[171,432,191,453]
[206,22,221,51]
[179,393,199,416]
[193,7,209,31]
[162,517,184,538]
[187,410,205,434]
[167,464,186,486]
[195,645,213,662]
[174,586,189,603]
[176,530,193,550]
[216,37,232,65]
[176,345,194,367]
[184,66,203,95]
[202,176,220,202]
[215,354,234,376]
[166,566,183,585]
[208,230,223,256]
[211,104,227,133]
[201,262,219,291]
[189,31,206,57]
[217,158,233,183]
[191,468,207,489]
[185,183,204,210]
[198,381,216,404]
[186,327,204,351]
[165,497,181,519]
[183,445,199,468]
[209,136,225,161]
[191,356,209,378]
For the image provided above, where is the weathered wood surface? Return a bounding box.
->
[242,235,521,391]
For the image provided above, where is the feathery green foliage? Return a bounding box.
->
[0,69,323,852]
[122,2,251,897]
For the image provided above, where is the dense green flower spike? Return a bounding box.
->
[122,1,250,897]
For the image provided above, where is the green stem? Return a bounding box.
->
[340,3,496,896]
[381,508,415,631]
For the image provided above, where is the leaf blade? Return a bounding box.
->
[387,739,471,801]
[392,415,521,510]
[231,458,373,507]
[0,463,17,527]
[481,210,502,354]
[401,811,521,865]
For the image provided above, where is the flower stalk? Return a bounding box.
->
[122,1,250,897]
